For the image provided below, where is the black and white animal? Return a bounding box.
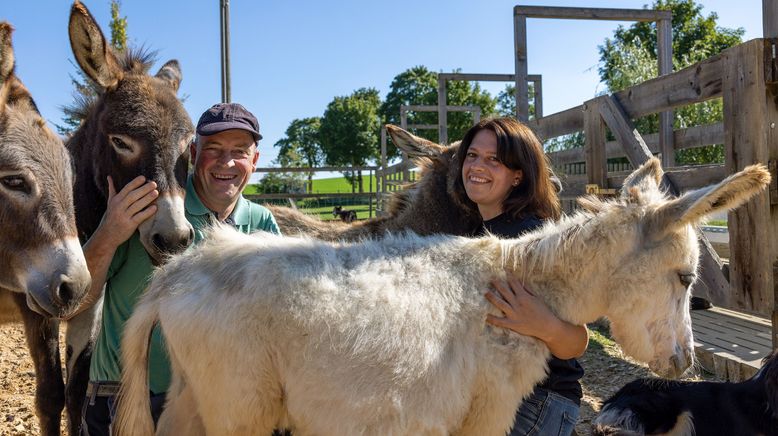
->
[594,350,778,436]
[332,205,357,223]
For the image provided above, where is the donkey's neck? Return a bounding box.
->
[497,212,619,326]
[66,119,108,242]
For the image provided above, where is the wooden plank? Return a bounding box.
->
[513,5,671,22]
[514,14,529,121]
[529,105,584,140]
[247,192,380,200]
[612,47,728,119]
[437,73,542,82]
[546,123,724,167]
[533,78,543,118]
[658,17,675,168]
[254,166,378,174]
[597,95,653,167]
[722,38,775,317]
[765,0,778,38]
[438,78,447,144]
[406,124,438,131]
[583,99,607,187]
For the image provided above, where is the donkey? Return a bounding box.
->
[0,23,91,436]
[269,125,483,241]
[63,1,195,434]
[115,159,769,436]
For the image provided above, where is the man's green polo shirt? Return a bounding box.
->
[89,176,280,394]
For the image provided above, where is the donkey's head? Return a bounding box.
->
[0,23,90,318]
[385,125,481,234]
[68,1,194,263]
[568,159,769,378]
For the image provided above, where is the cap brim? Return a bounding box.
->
[197,122,262,141]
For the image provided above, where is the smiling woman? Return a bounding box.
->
[455,117,586,436]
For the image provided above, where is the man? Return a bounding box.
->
[80,103,280,436]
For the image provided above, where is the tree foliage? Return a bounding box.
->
[379,66,496,153]
[598,0,743,165]
[274,117,322,192]
[319,88,382,191]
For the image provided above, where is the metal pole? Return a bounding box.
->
[220,0,232,103]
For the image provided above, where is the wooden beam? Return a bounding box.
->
[528,105,584,140]
[513,5,671,22]
[533,78,543,118]
[438,78,447,144]
[722,38,776,319]
[597,95,654,167]
[765,0,778,38]
[583,99,607,188]
[254,166,378,174]
[437,73,542,82]
[514,14,529,121]
[658,17,675,168]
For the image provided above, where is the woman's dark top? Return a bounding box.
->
[480,212,584,406]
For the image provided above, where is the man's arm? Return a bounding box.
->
[66,176,159,318]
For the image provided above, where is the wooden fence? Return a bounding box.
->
[533,38,778,346]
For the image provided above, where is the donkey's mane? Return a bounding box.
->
[62,46,158,127]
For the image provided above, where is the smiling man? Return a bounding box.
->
[187,103,280,231]
[79,102,279,436]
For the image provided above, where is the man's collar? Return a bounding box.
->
[185,174,250,225]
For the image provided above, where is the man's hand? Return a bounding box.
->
[97,175,158,248]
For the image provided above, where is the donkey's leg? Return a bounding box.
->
[64,299,102,436]
[13,293,65,436]
[157,383,205,436]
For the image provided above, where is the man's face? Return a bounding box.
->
[191,129,258,212]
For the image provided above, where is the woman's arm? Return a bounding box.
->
[485,276,588,359]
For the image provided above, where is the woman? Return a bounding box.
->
[455,117,588,436]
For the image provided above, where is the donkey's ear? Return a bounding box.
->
[649,164,771,236]
[386,124,446,158]
[621,158,663,200]
[69,0,123,89]
[155,60,182,92]
[0,23,14,86]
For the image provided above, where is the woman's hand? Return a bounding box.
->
[485,276,588,359]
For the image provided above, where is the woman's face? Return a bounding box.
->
[461,129,522,219]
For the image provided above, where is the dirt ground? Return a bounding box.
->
[0,321,720,436]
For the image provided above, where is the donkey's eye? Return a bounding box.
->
[111,136,131,151]
[1,175,30,194]
[678,273,696,288]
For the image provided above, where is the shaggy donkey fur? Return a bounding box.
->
[594,351,778,436]
[115,159,769,436]
[0,23,91,436]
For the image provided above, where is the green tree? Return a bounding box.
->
[496,83,536,119]
[258,148,307,194]
[598,0,743,165]
[274,117,322,192]
[319,88,382,192]
[379,66,497,152]
[58,0,128,135]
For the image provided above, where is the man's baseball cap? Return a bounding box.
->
[196,102,262,141]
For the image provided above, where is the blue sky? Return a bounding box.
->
[3,1,762,177]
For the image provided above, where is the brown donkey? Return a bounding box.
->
[0,23,91,436]
[63,1,195,434]
[270,125,484,240]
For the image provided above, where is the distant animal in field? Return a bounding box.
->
[332,205,357,223]
[115,158,769,436]
[594,350,778,436]
[63,1,195,434]
[0,22,91,436]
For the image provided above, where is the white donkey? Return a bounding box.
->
[116,159,769,436]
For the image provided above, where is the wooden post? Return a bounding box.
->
[583,99,607,188]
[657,17,674,168]
[765,0,778,38]
[379,126,387,216]
[722,39,776,324]
[438,77,447,144]
[514,11,529,122]
[533,78,543,118]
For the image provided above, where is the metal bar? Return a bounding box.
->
[219,0,231,103]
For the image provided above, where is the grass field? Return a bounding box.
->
[245,175,378,220]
